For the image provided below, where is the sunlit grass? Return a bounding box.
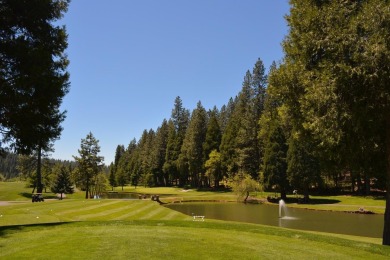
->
[1,221,389,259]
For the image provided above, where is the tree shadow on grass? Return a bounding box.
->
[19,192,58,200]
[0,222,72,239]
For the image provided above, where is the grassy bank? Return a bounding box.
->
[1,220,390,259]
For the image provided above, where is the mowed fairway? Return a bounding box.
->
[1,220,390,259]
[0,199,189,225]
[1,183,390,259]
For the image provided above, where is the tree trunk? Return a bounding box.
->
[383,117,390,245]
[36,146,43,193]
[244,191,249,203]
[85,179,89,199]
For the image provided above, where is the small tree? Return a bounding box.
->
[205,150,222,187]
[51,166,74,200]
[230,174,261,202]
[108,163,117,191]
[73,132,104,199]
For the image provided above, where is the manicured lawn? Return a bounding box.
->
[0,200,189,226]
[1,181,390,259]
[1,220,390,259]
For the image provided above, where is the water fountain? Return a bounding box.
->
[279,199,286,218]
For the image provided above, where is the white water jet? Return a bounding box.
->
[279,199,286,218]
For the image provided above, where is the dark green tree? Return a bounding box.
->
[260,120,288,200]
[51,165,74,200]
[203,109,222,163]
[0,0,70,193]
[163,97,189,186]
[278,0,390,244]
[73,132,104,199]
[180,101,207,187]
[259,61,289,199]
[163,120,178,186]
[151,119,169,186]
[108,162,116,191]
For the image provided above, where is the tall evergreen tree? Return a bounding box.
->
[73,132,104,199]
[180,101,207,187]
[0,0,70,193]
[108,162,116,191]
[235,71,259,178]
[259,61,289,199]
[163,120,178,186]
[164,97,190,186]
[277,0,390,244]
[152,119,169,186]
[203,109,222,162]
[51,165,73,200]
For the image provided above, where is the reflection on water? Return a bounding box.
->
[166,202,383,238]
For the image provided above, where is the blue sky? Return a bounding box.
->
[52,0,290,164]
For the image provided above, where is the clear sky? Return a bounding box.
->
[52,0,290,165]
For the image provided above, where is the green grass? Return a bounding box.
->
[1,220,390,259]
[1,181,390,259]
[0,199,189,225]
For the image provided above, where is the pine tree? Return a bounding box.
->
[73,132,104,199]
[152,119,169,186]
[203,109,222,163]
[0,0,70,193]
[51,166,74,200]
[277,0,390,243]
[108,163,116,191]
[180,101,207,187]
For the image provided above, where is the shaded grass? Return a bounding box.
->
[1,221,390,259]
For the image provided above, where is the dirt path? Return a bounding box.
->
[0,201,29,206]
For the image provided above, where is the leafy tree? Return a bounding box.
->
[230,173,261,202]
[0,0,70,193]
[205,150,222,187]
[90,172,108,198]
[51,166,74,200]
[73,132,104,199]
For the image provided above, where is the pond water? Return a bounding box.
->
[166,202,384,238]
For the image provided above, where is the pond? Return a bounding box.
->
[166,202,384,238]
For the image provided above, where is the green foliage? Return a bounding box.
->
[180,101,207,187]
[230,173,261,202]
[51,166,74,199]
[73,132,104,199]
[108,163,116,190]
[205,150,222,187]
[203,109,222,161]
